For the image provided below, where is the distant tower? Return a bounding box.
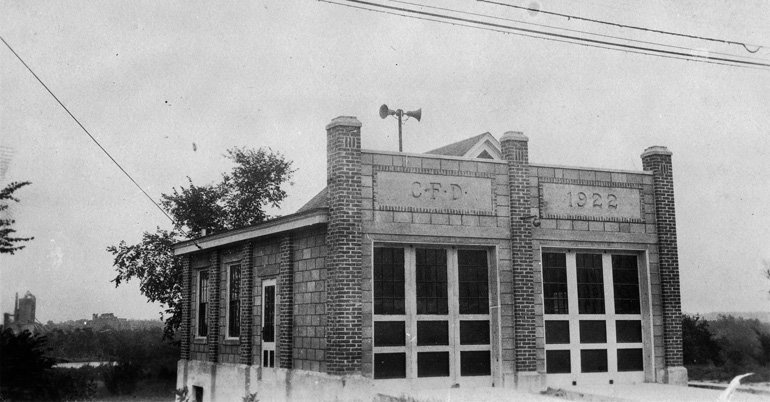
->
[17,291,36,325]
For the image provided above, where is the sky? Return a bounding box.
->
[1,0,769,323]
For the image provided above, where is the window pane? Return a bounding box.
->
[545,321,570,344]
[374,248,405,315]
[580,349,608,373]
[617,348,644,372]
[263,285,275,342]
[417,352,450,377]
[576,254,605,314]
[416,249,448,315]
[458,250,489,314]
[198,271,209,337]
[374,353,406,379]
[460,320,490,345]
[460,351,491,376]
[374,321,406,347]
[579,321,607,344]
[229,266,241,337]
[417,321,449,346]
[616,320,643,343]
[612,255,641,314]
[546,350,571,374]
[542,253,569,314]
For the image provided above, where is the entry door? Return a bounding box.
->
[372,247,492,387]
[542,251,646,386]
[261,279,277,370]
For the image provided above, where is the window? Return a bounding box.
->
[197,271,209,337]
[372,246,492,383]
[228,264,241,338]
[542,253,568,314]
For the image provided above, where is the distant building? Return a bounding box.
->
[3,291,45,334]
[88,313,129,331]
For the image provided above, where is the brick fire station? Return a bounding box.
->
[175,116,687,401]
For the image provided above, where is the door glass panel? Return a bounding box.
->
[460,351,491,376]
[612,255,641,314]
[579,320,607,343]
[580,349,608,373]
[374,248,406,315]
[198,271,209,337]
[374,353,406,379]
[616,320,643,343]
[417,321,449,346]
[576,254,605,314]
[458,250,489,314]
[374,321,406,347]
[542,253,568,314]
[417,352,450,377]
[617,348,644,372]
[263,285,275,342]
[459,320,490,345]
[546,350,571,374]
[416,249,448,315]
[545,321,570,344]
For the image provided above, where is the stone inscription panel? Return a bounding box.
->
[377,171,493,214]
[541,182,642,221]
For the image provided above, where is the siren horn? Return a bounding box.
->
[405,108,421,122]
[379,104,396,119]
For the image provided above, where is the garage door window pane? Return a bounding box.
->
[546,350,571,374]
[374,353,406,379]
[580,349,608,373]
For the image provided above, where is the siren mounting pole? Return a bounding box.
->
[397,110,403,152]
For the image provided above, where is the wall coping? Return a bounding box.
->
[362,149,508,164]
[174,209,328,255]
[530,162,653,176]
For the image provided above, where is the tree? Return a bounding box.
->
[1,181,34,254]
[108,147,294,339]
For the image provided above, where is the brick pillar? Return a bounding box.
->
[642,146,687,384]
[239,243,254,364]
[325,116,363,375]
[180,255,192,360]
[278,233,294,369]
[207,252,221,363]
[501,131,539,386]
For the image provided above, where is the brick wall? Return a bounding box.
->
[278,233,294,369]
[642,146,683,367]
[501,131,536,373]
[292,226,328,372]
[325,116,363,375]
[180,255,191,360]
[239,242,254,364]
[207,251,220,363]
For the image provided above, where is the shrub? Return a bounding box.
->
[103,361,141,395]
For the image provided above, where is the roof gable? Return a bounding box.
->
[426,132,501,159]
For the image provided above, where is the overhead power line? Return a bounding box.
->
[0,35,176,225]
[387,0,768,64]
[321,0,770,70]
[479,0,766,54]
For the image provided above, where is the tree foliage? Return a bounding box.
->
[108,147,294,339]
[1,181,34,254]
[682,314,721,366]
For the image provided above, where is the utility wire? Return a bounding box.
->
[320,0,761,71]
[388,0,769,64]
[323,0,770,70]
[479,0,765,53]
[1,36,179,227]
